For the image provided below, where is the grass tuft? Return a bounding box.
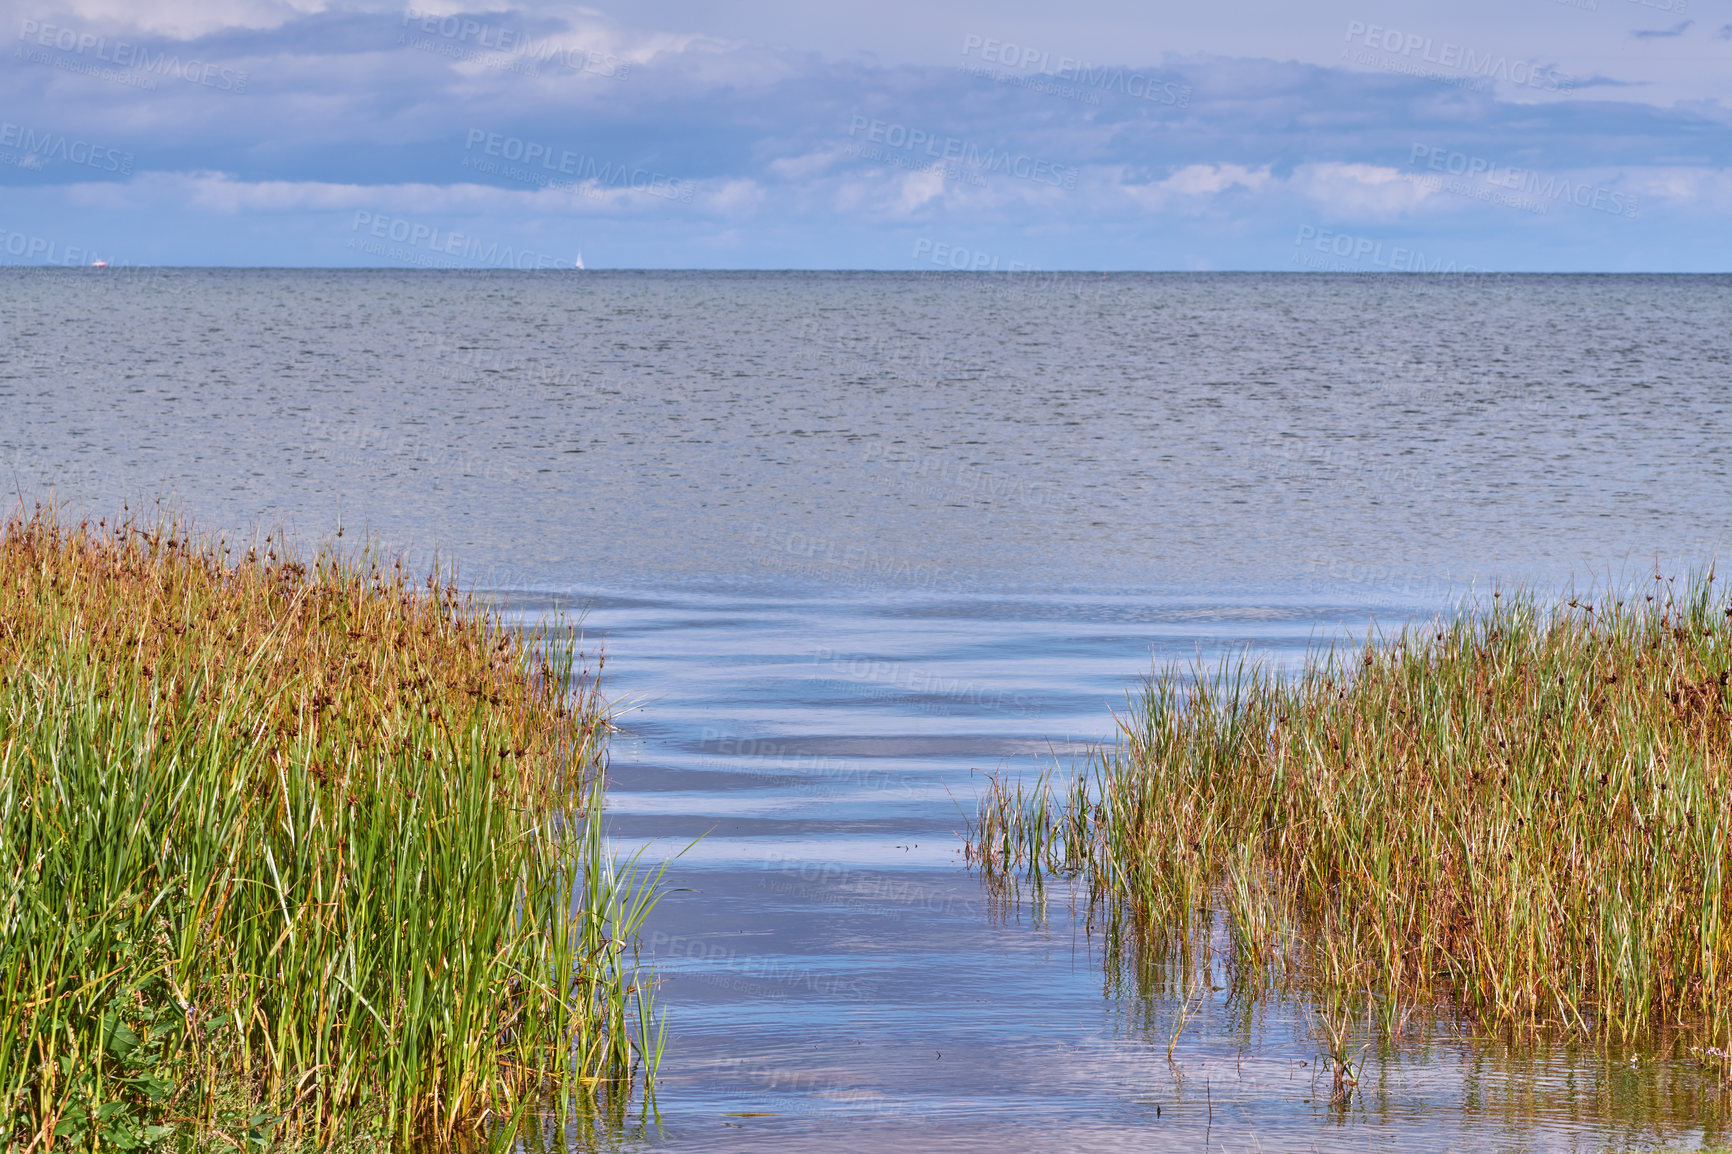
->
[972,572,1732,1046]
[0,506,662,1150]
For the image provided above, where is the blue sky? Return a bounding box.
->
[1,0,1728,269]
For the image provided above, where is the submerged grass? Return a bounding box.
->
[0,508,663,1151]
[973,573,1732,1050]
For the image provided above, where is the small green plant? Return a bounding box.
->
[41,980,178,1151]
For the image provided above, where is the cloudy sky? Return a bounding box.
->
[1,0,1728,269]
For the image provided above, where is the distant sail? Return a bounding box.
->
[574,253,585,270]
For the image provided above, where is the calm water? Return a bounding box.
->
[5,270,1732,1150]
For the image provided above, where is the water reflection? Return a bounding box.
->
[521,587,1730,1151]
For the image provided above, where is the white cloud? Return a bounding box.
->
[1164,163,1273,196]
[768,148,849,181]
[1120,163,1272,211]
[52,0,331,37]
[65,171,708,215]
[704,179,767,215]
[1623,166,1732,209]
[893,166,946,214]
[826,171,942,221]
[1287,162,1436,217]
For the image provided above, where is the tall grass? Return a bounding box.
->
[972,574,1732,1047]
[0,508,662,1150]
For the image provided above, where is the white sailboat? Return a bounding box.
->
[574,252,585,270]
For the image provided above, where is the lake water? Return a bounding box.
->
[5,269,1731,1150]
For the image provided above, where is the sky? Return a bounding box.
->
[0,0,1728,269]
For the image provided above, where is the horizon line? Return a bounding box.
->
[2,266,1728,275]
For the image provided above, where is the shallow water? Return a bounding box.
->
[6,270,1732,1150]
[544,585,1732,1152]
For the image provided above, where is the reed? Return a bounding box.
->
[972,573,1732,1045]
[0,507,662,1151]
